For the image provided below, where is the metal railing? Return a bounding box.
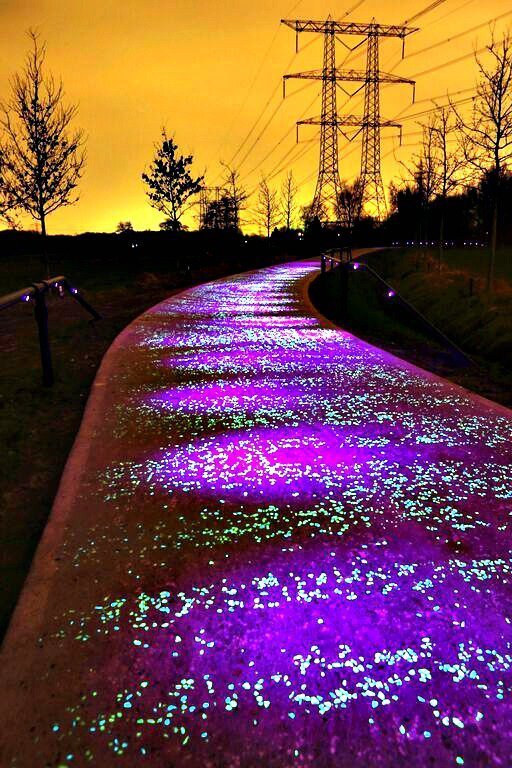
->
[319,251,473,366]
[0,276,101,386]
[320,247,353,273]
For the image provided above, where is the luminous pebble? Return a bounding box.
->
[43,261,512,767]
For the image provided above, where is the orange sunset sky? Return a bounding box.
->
[0,0,510,233]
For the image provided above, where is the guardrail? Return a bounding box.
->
[319,251,473,367]
[0,276,101,386]
[320,246,353,273]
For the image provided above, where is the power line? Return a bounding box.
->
[338,0,450,69]
[403,0,449,25]
[409,42,488,79]
[221,0,370,178]
[399,9,512,62]
[244,88,320,177]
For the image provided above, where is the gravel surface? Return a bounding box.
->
[1,258,511,767]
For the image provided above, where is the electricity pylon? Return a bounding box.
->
[282,18,417,222]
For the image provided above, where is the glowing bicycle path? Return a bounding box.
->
[1,258,512,767]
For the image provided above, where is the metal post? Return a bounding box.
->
[340,263,348,319]
[64,282,101,321]
[33,287,54,386]
[321,254,326,274]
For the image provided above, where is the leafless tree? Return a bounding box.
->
[336,178,363,237]
[408,120,441,241]
[221,163,248,232]
[430,105,465,267]
[452,30,512,291]
[418,121,440,204]
[0,30,85,270]
[255,177,280,238]
[281,171,297,230]
[0,151,15,226]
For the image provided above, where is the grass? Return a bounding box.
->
[310,247,512,409]
[362,248,512,362]
[0,244,293,640]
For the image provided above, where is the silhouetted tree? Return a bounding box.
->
[159,218,188,231]
[255,177,279,237]
[430,106,465,266]
[202,194,237,230]
[336,178,363,239]
[0,30,85,271]
[402,121,440,241]
[301,202,325,229]
[281,171,298,230]
[221,163,248,232]
[0,151,15,227]
[142,131,204,232]
[116,220,133,234]
[452,31,512,291]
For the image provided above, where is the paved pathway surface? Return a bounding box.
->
[1,258,512,768]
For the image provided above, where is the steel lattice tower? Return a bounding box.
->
[311,20,341,220]
[282,18,417,223]
[360,25,387,220]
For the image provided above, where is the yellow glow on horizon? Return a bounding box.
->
[0,0,510,234]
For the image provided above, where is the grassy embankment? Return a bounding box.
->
[0,240,295,640]
[310,247,512,407]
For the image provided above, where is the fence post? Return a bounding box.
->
[321,254,326,274]
[340,264,348,319]
[64,282,102,321]
[33,287,54,386]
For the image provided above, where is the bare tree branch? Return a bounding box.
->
[255,176,279,238]
[0,29,86,245]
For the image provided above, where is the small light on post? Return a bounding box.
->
[387,289,396,299]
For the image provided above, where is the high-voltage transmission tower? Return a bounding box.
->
[282,18,417,222]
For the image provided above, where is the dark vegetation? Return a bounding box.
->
[310,247,512,409]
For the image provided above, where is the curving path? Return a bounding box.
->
[1,258,512,767]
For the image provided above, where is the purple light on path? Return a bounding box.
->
[3,260,512,768]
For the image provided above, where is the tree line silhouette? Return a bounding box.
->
[0,28,511,291]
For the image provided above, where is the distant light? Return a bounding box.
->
[71,287,78,295]
[352,262,360,270]
[387,289,395,299]
[22,293,31,302]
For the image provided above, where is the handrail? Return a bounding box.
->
[319,252,473,367]
[0,275,101,386]
[320,246,352,273]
